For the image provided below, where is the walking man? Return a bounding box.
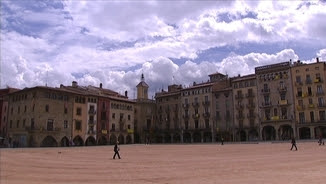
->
[290,137,298,151]
[113,141,121,159]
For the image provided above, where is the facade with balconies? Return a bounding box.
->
[232,74,259,141]
[291,58,326,139]
[180,81,214,143]
[255,61,295,141]
[154,84,182,143]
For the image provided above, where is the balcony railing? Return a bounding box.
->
[236,104,244,109]
[236,114,245,120]
[295,81,303,86]
[235,94,244,99]
[192,113,200,119]
[308,104,315,108]
[278,100,288,106]
[246,103,255,108]
[203,112,210,119]
[88,119,96,125]
[314,78,323,83]
[88,109,96,114]
[182,104,189,108]
[261,89,270,93]
[317,103,326,108]
[245,93,255,98]
[192,102,200,107]
[296,105,305,111]
[202,101,210,106]
[277,87,287,92]
[247,114,256,118]
[262,102,272,107]
[316,91,325,96]
[183,114,190,119]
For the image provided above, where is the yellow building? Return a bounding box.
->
[291,58,326,139]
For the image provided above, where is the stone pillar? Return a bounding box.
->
[310,127,315,139]
[201,132,204,143]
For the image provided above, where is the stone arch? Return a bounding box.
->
[262,126,276,141]
[126,135,132,144]
[299,127,311,139]
[41,136,58,147]
[203,132,212,142]
[315,126,326,138]
[155,134,163,143]
[118,134,125,144]
[97,136,108,145]
[183,132,191,143]
[60,136,70,147]
[279,125,293,140]
[239,130,246,141]
[173,133,181,143]
[164,133,171,143]
[248,129,258,141]
[193,132,201,143]
[85,136,96,146]
[109,134,117,145]
[73,136,84,146]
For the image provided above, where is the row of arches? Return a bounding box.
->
[40,134,133,147]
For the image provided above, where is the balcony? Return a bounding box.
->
[261,102,272,107]
[277,86,287,92]
[317,103,326,108]
[183,114,190,119]
[202,101,210,106]
[245,93,255,98]
[296,105,305,111]
[236,114,245,120]
[261,88,270,94]
[192,113,200,119]
[165,108,170,113]
[236,104,244,109]
[316,91,325,96]
[271,116,280,121]
[182,104,189,109]
[278,100,288,106]
[314,78,323,83]
[88,129,95,135]
[192,102,200,108]
[295,81,303,86]
[306,79,312,84]
[246,103,255,109]
[88,119,96,125]
[235,94,244,99]
[247,114,256,119]
[308,104,315,108]
[203,112,210,119]
[88,109,96,114]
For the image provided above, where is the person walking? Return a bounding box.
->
[221,137,224,145]
[113,141,121,159]
[290,137,298,151]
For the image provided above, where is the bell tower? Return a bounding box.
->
[136,73,149,100]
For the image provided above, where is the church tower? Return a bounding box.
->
[136,73,149,100]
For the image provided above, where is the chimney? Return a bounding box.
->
[72,81,78,87]
[317,57,319,63]
[125,90,128,97]
[100,83,102,88]
[60,84,63,88]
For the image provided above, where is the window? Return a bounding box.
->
[32,104,35,112]
[195,120,199,129]
[128,115,131,120]
[10,120,12,128]
[297,87,302,97]
[11,107,13,115]
[45,104,49,112]
[76,108,82,115]
[64,106,68,114]
[101,111,106,121]
[185,121,189,130]
[112,113,115,119]
[265,109,270,120]
[64,120,68,129]
[23,119,26,128]
[205,119,209,129]
[112,124,115,131]
[318,97,324,107]
[319,111,326,121]
[281,108,287,119]
[299,112,305,123]
[47,119,54,131]
[31,118,35,129]
[24,105,27,113]
[16,120,19,128]
[280,92,286,100]
[147,119,151,129]
[75,121,82,131]
[317,85,323,94]
[127,124,131,129]
[310,112,314,123]
[296,76,301,83]
[18,106,20,114]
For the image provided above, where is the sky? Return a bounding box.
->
[1,0,326,99]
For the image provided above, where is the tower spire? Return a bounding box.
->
[141,73,145,82]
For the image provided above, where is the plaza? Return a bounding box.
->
[0,141,325,184]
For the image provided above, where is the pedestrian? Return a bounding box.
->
[318,135,324,146]
[221,137,224,145]
[113,141,121,159]
[290,137,298,151]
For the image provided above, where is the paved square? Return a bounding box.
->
[1,142,325,184]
